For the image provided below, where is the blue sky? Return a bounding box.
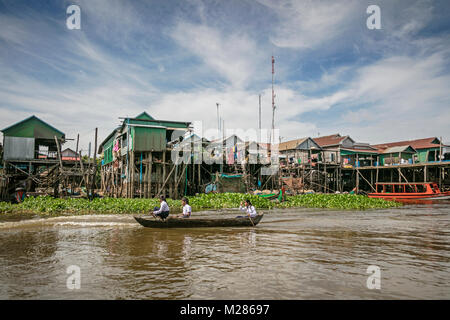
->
[1,0,449,153]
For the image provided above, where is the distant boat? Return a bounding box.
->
[257,189,284,201]
[368,182,450,200]
[134,214,264,228]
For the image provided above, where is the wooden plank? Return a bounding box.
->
[90,128,98,198]
[162,151,166,196]
[144,152,148,197]
[358,170,376,192]
[54,136,63,171]
[156,164,177,198]
[148,152,153,198]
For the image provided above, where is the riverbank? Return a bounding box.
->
[0,193,401,216]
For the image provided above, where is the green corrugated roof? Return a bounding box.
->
[98,112,191,154]
[1,115,65,140]
[135,112,154,120]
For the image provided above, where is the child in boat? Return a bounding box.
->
[238,199,258,218]
[153,195,170,220]
[179,197,192,218]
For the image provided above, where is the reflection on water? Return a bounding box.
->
[0,203,449,299]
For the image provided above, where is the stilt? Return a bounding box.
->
[148,152,153,198]
[162,151,166,197]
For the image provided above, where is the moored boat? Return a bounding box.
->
[134,214,264,228]
[368,182,450,200]
[257,188,285,201]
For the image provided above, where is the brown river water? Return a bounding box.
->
[0,202,449,300]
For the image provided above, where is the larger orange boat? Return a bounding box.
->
[368,182,450,200]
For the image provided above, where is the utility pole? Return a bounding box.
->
[222,119,225,141]
[221,118,225,174]
[271,55,276,144]
[75,133,80,168]
[87,141,92,186]
[216,103,220,141]
[90,128,98,200]
[258,94,262,131]
[75,134,79,158]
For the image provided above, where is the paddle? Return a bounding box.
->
[248,214,255,226]
[143,208,157,220]
[240,201,255,226]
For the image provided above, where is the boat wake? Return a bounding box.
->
[0,214,137,230]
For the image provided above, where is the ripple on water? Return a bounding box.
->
[0,204,449,299]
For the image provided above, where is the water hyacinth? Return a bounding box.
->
[0,201,15,213]
[0,193,400,216]
[281,194,402,210]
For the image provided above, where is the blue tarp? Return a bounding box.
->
[220,174,243,178]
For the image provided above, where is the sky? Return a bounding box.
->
[0,0,449,154]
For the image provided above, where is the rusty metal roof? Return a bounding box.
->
[278,138,309,151]
[373,137,442,151]
[313,134,348,147]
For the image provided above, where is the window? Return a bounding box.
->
[416,184,426,193]
[405,185,415,193]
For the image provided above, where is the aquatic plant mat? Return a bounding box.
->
[0,193,401,216]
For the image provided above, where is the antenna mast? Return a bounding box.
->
[271,55,276,144]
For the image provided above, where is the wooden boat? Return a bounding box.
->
[258,189,284,201]
[134,214,264,228]
[368,182,450,200]
[258,192,278,199]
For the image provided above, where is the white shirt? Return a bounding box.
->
[154,201,170,214]
[182,204,192,217]
[239,205,257,217]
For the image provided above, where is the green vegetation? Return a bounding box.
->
[280,194,402,210]
[0,201,15,213]
[0,193,401,216]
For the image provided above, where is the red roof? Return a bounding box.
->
[313,134,348,147]
[373,137,441,151]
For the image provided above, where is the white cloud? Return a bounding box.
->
[170,21,265,88]
[148,85,320,142]
[300,51,450,143]
[0,14,31,46]
[1,0,449,153]
[257,0,360,49]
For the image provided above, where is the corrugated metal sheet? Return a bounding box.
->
[382,146,415,154]
[340,149,378,156]
[129,118,189,129]
[278,137,321,151]
[278,138,307,151]
[4,136,35,160]
[314,134,347,147]
[2,116,64,140]
[373,137,441,151]
[133,127,166,152]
